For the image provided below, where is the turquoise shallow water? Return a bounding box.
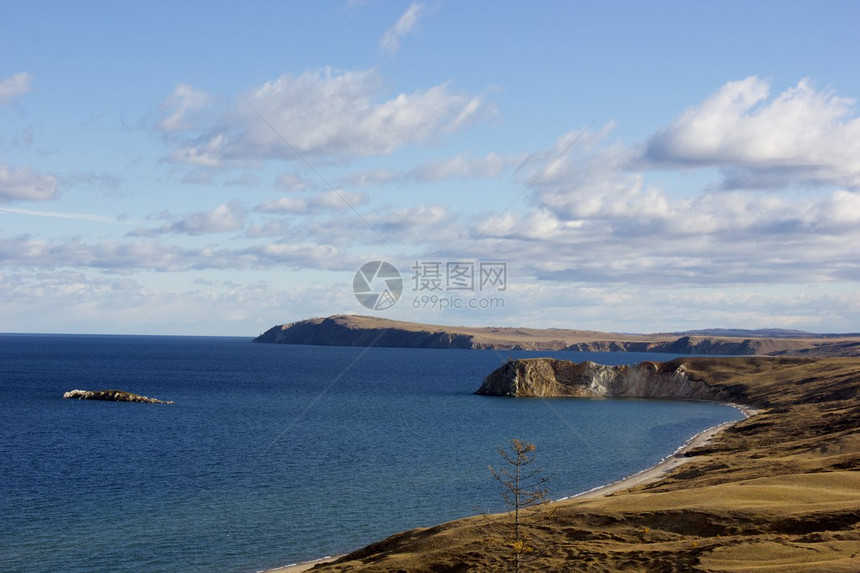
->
[0,335,742,572]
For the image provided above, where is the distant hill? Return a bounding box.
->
[673,328,815,338]
[674,328,860,339]
[254,315,860,357]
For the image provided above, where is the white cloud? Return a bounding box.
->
[410,152,512,181]
[453,78,860,291]
[475,281,860,334]
[0,234,360,272]
[276,172,314,192]
[0,270,359,335]
[0,162,58,202]
[246,201,458,247]
[224,172,261,187]
[321,204,454,245]
[380,2,425,54]
[164,67,488,166]
[643,77,860,189]
[255,190,366,215]
[343,152,517,187]
[158,82,213,132]
[341,168,400,188]
[470,110,860,288]
[170,132,226,167]
[129,203,246,236]
[0,72,33,104]
[476,181,860,286]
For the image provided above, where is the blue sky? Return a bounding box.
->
[2,0,860,335]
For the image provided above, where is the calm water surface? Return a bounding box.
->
[0,335,742,572]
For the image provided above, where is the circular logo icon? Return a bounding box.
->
[353,261,403,311]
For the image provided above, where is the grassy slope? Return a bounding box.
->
[309,357,860,572]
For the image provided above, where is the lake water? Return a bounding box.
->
[0,335,742,572]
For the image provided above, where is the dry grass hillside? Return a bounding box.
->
[304,357,860,572]
[256,315,860,357]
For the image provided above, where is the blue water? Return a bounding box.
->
[0,335,742,572]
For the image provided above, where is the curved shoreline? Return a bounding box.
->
[263,403,757,573]
[566,403,756,500]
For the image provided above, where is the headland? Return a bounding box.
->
[254,314,860,357]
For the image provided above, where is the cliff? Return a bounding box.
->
[476,358,730,401]
[254,315,860,357]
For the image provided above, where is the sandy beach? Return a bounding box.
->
[568,404,755,501]
[264,403,757,572]
[263,555,340,573]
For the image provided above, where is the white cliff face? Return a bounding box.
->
[476,359,722,401]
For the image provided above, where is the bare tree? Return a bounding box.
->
[488,439,551,571]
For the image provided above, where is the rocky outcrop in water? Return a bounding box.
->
[63,389,174,404]
[476,358,728,400]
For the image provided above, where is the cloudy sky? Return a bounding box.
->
[2,1,859,335]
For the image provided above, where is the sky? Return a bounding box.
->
[2,0,860,336]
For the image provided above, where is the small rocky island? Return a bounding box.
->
[63,389,174,404]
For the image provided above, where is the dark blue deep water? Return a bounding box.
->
[0,335,742,572]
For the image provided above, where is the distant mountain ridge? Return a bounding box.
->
[670,328,860,338]
[673,328,813,338]
[254,315,860,357]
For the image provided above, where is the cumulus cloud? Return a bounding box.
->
[445,77,859,291]
[380,2,425,54]
[0,72,33,104]
[163,67,488,166]
[0,162,58,202]
[129,203,246,236]
[643,77,860,189]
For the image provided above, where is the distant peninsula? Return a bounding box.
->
[254,314,860,357]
